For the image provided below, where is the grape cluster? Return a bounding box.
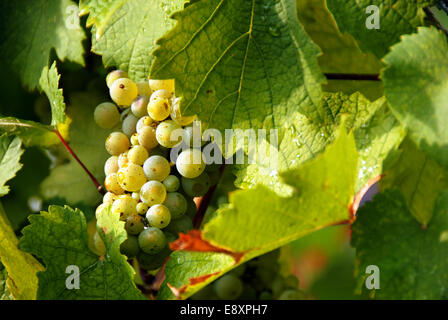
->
[92,70,220,271]
[191,250,306,300]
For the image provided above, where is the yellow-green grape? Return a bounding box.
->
[128,145,149,165]
[137,247,170,271]
[109,78,138,106]
[112,195,138,221]
[104,155,119,175]
[163,175,180,192]
[125,215,145,235]
[140,180,166,206]
[138,227,167,254]
[147,98,171,121]
[105,132,130,156]
[93,231,106,256]
[136,202,150,215]
[143,155,171,181]
[136,116,154,133]
[95,203,108,219]
[164,215,193,235]
[181,172,211,197]
[117,163,146,192]
[131,191,140,201]
[146,204,171,229]
[130,133,139,146]
[176,149,206,179]
[122,114,138,137]
[104,173,125,194]
[149,89,172,103]
[163,192,187,219]
[106,70,128,88]
[118,152,129,168]
[156,120,182,148]
[213,275,243,300]
[131,95,149,118]
[120,235,140,258]
[170,97,196,126]
[138,125,158,150]
[103,192,118,204]
[94,102,120,129]
[136,81,152,96]
[148,79,174,94]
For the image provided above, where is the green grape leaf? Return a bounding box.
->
[0,260,13,300]
[234,92,404,194]
[40,92,110,206]
[381,138,448,226]
[0,135,24,197]
[80,0,184,82]
[326,0,435,58]
[352,189,448,299]
[0,202,43,300]
[382,27,448,168]
[19,205,145,299]
[151,0,325,134]
[0,0,86,89]
[39,62,66,126]
[159,127,358,299]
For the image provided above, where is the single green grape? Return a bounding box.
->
[125,214,145,235]
[138,126,158,150]
[176,149,206,179]
[181,172,210,197]
[147,98,171,121]
[148,79,174,94]
[140,180,167,206]
[163,175,180,192]
[213,275,243,300]
[122,114,138,137]
[117,151,129,168]
[170,97,196,126]
[109,78,138,106]
[103,192,118,204]
[130,133,139,146]
[270,276,285,298]
[164,216,193,235]
[277,289,306,300]
[136,202,149,215]
[112,195,138,221]
[106,70,128,88]
[105,132,130,156]
[149,89,172,103]
[131,95,149,118]
[137,247,170,271]
[93,231,106,256]
[156,120,183,148]
[128,145,149,165]
[104,155,119,175]
[120,235,140,258]
[163,192,187,219]
[131,191,140,201]
[146,204,171,229]
[95,203,108,219]
[117,163,146,192]
[138,227,167,254]
[93,102,120,129]
[143,155,171,181]
[104,173,125,195]
[136,116,154,133]
[136,82,152,96]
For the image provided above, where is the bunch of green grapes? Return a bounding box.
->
[92,70,222,272]
[190,249,306,300]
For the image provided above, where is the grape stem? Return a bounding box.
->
[193,164,226,229]
[54,129,106,195]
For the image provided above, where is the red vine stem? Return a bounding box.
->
[54,129,105,195]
